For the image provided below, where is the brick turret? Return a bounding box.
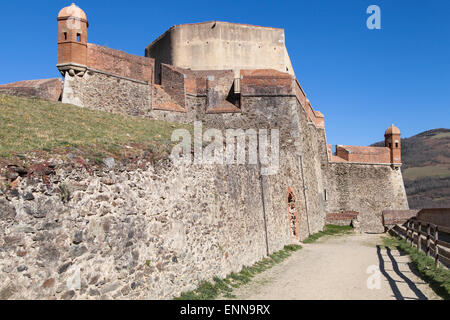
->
[385,124,402,166]
[57,3,88,76]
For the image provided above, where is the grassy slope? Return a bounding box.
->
[403,165,450,180]
[0,94,190,162]
[303,224,353,243]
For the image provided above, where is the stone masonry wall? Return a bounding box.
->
[62,72,152,117]
[0,94,327,300]
[160,64,186,108]
[326,163,409,233]
[59,69,407,238]
[0,161,271,300]
[16,66,411,300]
[188,94,327,242]
[298,122,327,236]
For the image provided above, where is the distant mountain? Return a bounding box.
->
[372,128,450,209]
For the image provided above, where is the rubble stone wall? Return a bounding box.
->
[326,163,409,233]
[0,162,268,300]
[61,72,152,117]
[0,95,329,300]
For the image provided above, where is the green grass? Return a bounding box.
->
[0,94,191,161]
[403,165,450,180]
[302,224,354,244]
[174,244,302,300]
[383,235,450,300]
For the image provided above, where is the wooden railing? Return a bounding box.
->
[390,218,450,268]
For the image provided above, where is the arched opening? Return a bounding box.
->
[287,188,299,238]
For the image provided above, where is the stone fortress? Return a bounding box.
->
[0,4,409,300]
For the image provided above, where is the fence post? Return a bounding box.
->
[406,221,409,243]
[426,224,431,257]
[411,221,415,247]
[434,226,440,267]
[418,222,422,252]
[409,221,412,244]
[414,221,418,248]
[405,221,408,242]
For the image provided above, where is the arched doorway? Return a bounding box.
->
[287,188,299,239]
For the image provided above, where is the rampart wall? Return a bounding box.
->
[326,163,409,233]
[56,60,408,236]
[0,95,326,300]
[0,8,412,300]
[335,145,391,163]
[62,72,152,117]
[0,162,266,300]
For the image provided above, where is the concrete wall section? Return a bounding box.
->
[145,22,295,79]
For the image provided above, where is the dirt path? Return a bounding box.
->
[224,233,440,300]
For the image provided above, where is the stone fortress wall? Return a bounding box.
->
[325,163,409,233]
[0,93,328,300]
[0,4,409,300]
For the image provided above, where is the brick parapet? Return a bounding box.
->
[86,44,154,83]
[331,145,391,165]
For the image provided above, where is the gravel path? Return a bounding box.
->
[225,233,440,300]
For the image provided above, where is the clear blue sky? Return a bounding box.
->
[0,0,449,146]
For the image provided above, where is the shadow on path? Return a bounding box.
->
[376,245,428,300]
[386,247,428,300]
[377,245,403,300]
